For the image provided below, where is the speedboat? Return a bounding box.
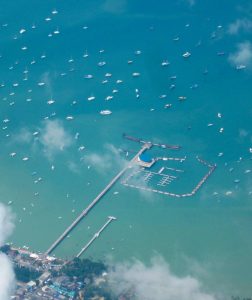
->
[100,110,112,115]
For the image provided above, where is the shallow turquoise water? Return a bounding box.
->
[0,0,252,297]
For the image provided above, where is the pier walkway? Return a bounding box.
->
[76,216,116,258]
[45,143,151,256]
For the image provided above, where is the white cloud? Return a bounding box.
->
[228,18,252,35]
[83,144,127,173]
[108,256,216,300]
[0,204,15,246]
[228,41,252,67]
[0,204,16,300]
[40,120,73,158]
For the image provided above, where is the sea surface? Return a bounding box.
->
[0,0,252,297]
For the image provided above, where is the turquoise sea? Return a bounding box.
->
[1,0,252,297]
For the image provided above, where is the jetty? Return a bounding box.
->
[76,216,116,258]
[45,143,151,255]
[122,133,181,150]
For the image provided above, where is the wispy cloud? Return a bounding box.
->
[40,120,73,159]
[108,256,216,300]
[11,128,33,144]
[0,204,15,300]
[101,0,127,14]
[228,41,252,67]
[186,0,196,6]
[228,18,252,35]
[83,144,127,173]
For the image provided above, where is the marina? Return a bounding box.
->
[0,0,251,296]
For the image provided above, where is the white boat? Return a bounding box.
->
[161,60,170,66]
[66,115,74,120]
[98,61,106,67]
[236,65,246,70]
[132,72,140,77]
[87,96,95,101]
[105,95,113,101]
[47,99,55,105]
[164,104,172,108]
[53,28,60,34]
[83,50,89,58]
[182,51,191,58]
[100,110,112,115]
[84,74,93,79]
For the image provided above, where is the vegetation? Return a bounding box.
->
[0,244,11,254]
[14,265,42,283]
[62,258,107,281]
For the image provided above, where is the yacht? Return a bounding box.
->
[236,65,246,70]
[161,60,170,66]
[164,103,172,108]
[178,96,187,101]
[47,99,55,105]
[132,72,140,77]
[98,61,106,67]
[182,51,191,58]
[100,110,112,115]
[87,96,95,101]
[53,28,60,34]
[84,74,93,79]
[19,28,26,34]
[83,50,89,58]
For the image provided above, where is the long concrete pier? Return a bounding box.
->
[76,216,116,258]
[45,143,151,256]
